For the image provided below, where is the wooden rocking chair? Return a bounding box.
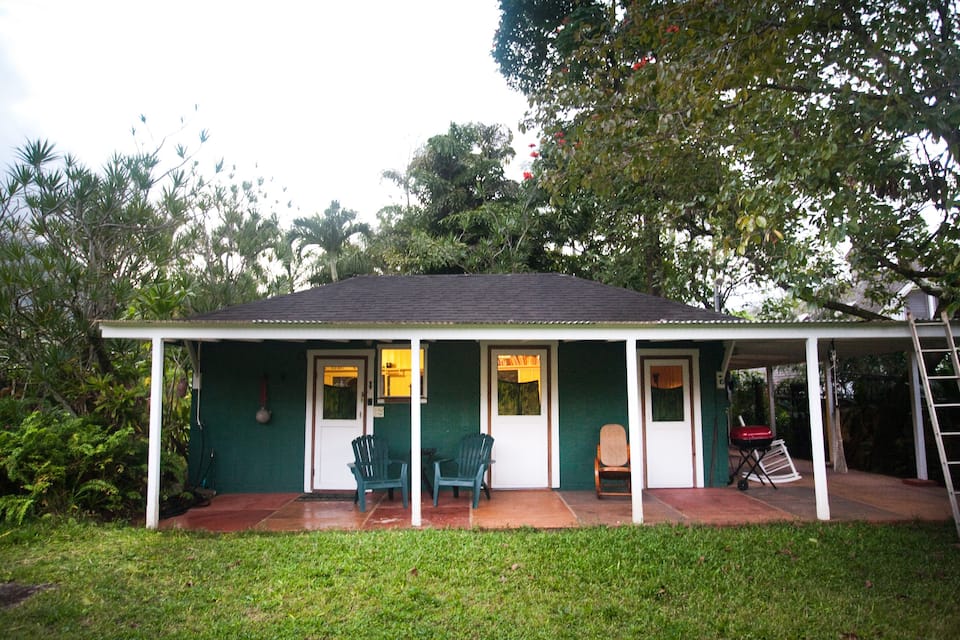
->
[348,434,408,512]
[595,423,631,497]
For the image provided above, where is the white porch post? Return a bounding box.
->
[625,338,644,523]
[146,337,164,529]
[766,366,777,437]
[805,337,830,520]
[824,358,836,465]
[410,337,422,527]
[909,352,929,480]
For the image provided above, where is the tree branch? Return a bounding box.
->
[818,299,892,321]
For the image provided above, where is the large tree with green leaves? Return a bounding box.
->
[0,133,297,518]
[495,0,960,316]
[0,140,190,414]
[179,173,283,313]
[375,121,553,274]
[287,200,372,284]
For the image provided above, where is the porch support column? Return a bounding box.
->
[908,352,929,480]
[625,338,644,523]
[805,337,830,520]
[766,366,777,437]
[410,337,422,527]
[824,358,838,471]
[146,337,164,529]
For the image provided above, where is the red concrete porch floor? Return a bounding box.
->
[159,460,954,533]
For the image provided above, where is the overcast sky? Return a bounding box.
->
[0,0,532,225]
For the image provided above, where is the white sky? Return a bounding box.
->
[0,0,532,225]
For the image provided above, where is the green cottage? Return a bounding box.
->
[101,273,943,528]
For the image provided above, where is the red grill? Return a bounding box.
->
[730,425,774,449]
[729,425,776,491]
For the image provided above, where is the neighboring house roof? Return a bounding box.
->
[189,273,738,325]
[831,265,940,321]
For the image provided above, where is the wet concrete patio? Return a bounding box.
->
[159,460,954,533]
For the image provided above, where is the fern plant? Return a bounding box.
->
[0,410,146,523]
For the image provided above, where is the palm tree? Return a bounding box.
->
[287,200,371,283]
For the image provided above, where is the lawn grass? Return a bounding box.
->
[1,520,958,639]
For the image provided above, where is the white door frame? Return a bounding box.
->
[303,349,374,492]
[637,348,704,488]
[480,342,560,488]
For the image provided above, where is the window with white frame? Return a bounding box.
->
[377,345,427,402]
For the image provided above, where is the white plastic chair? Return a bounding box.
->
[742,439,802,484]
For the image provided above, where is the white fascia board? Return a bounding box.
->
[99,319,944,344]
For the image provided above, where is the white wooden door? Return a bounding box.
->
[311,357,366,490]
[489,348,549,488]
[642,358,695,488]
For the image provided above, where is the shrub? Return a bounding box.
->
[0,410,147,523]
[0,395,31,428]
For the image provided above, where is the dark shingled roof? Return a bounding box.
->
[189,273,737,324]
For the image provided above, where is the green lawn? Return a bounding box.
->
[1,520,958,639]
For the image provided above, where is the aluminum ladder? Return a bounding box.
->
[908,311,960,538]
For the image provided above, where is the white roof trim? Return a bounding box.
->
[99,318,949,343]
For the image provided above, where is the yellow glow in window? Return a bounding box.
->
[497,354,541,416]
[379,347,426,400]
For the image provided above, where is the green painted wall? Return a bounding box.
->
[189,341,308,493]
[190,339,729,493]
[370,341,481,463]
[557,342,628,490]
[698,342,732,487]
[189,340,481,493]
[556,341,731,490]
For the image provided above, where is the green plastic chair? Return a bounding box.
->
[433,433,495,508]
[348,435,408,512]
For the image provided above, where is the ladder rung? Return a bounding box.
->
[939,432,960,436]
[934,403,960,409]
[930,375,960,381]
[921,347,955,354]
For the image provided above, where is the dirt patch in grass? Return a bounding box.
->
[0,581,55,609]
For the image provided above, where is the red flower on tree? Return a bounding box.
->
[530,151,540,158]
[666,24,680,33]
[522,171,534,180]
